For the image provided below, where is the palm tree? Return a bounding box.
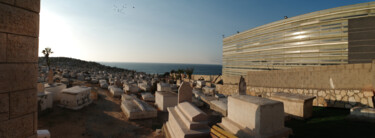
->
[42,47,53,69]
[185,68,194,79]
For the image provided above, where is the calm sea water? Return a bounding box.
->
[100,62,222,75]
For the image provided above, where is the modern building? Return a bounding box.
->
[223,2,375,76]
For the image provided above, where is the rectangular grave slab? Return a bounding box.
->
[196,80,206,89]
[202,86,215,96]
[59,86,92,110]
[99,79,108,89]
[350,107,375,119]
[157,83,172,92]
[44,83,67,102]
[210,98,227,116]
[165,102,210,138]
[109,86,123,98]
[155,91,178,111]
[141,92,155,102]
[121,96,157,119]
[219,95,292,138]
[37,130,50,138]
[269,92,316,119]
[37,92,53,112]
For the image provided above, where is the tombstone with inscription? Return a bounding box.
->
[239,76,246,95]
[178,82,193,103]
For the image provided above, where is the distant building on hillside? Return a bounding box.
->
[223,2,375,76]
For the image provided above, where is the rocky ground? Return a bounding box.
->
[37,83,166,138]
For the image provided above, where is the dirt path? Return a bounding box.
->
[38,85,165,138]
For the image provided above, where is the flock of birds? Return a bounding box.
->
[113,2,135,14]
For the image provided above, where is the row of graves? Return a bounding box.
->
[111,76,312,138]
[36,66,156,137]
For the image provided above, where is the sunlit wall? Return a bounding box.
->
[223,2,375,76]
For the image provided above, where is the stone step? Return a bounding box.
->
[177,102,207,122]
[175,105,208,130]
[219,117,253,137]
[167,107,210,138]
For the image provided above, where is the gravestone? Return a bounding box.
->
[48,69,54,85]
[239,76,246,95]
[37,83,45,93]
[178,82,193,103]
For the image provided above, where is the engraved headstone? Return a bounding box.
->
[239,76,246,95]
[178,82,193,103]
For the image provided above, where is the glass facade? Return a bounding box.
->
[223,2,375,76]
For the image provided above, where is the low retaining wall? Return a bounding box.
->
[215,61,375,109]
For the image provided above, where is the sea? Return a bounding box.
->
[100,62,222,75]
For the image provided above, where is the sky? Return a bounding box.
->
[39,0,374,65]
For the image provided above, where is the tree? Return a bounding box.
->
[177,69,185,80]
[185,68,194,79]
[42,47,53,69]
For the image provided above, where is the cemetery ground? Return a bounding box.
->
[286,107,375,138]
[37,82,375,138]
[37,83,166,138]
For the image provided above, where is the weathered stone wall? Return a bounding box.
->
[215,62,375,108]
[241,62,375,109]
[246,87,373,109]
[215,84,238,95]
[0,0,40,137]
[191,75,219,82]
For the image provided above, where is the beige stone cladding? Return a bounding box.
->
[0,0,40,137]
[269,92,315,119]
[155,91,178,111]
[165,102,210,138]
[219,95,292,138]
[121,95,157,119]
[59,86,92,110]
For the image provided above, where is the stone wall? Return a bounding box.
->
[242,62,375,109]
[191,75,219,82]
[0,0,40,137]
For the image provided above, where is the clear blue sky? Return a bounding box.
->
[39,0,373,65]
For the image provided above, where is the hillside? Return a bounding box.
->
[38,57,136,73]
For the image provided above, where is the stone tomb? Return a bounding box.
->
[37,91,53,113]
[99,79,108,89]
[59,86,92,110]
[178,82,193,103]
[44,83,67,102]
[350,106,375,119]
[269,92,316,119]
[165,102,210,138]
[123,83,140,94]
[108,85,123,98]
[218,95,292,138]
[141,92,155,102]
[37,130,51,138]
[157,83,172,92]
[121,94,157,119]
[210,98,228,116]
[155,91,178,111]
[196,80,206,89]
[202,86,215,95]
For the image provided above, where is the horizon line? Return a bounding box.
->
[38,56,222,65]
